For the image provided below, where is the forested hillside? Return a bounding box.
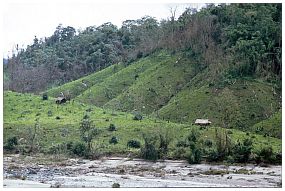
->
[4,4,281,93]
[3,3,282,166]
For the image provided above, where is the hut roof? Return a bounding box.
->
[195,119,211,124]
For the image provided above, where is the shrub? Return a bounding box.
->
[108,124,117,131]
[80,114,100,154]
[133,113,143,121]
[47,110,53,117]
[109,136,118,144]
[48,144,60,155]
[275,152,282,164]
[186,148,202,164]
[232,139,253,163]
[207,149,220,162]
[176,140,188,147]
[66,141,74,151]
[204,139,213,147]
[86,108,92,112]
[112,183,120,188]
[72,142,87,157]
[158,131,173,159]
[42,93,48,100]
[136,51,143,59]
[226,155,235,164]
[4,136,18,150]
[256,146,275,164]
[127,140,141,148]
[141,134,158,161]
[172,147,187,159]
[83,114,89,119]
[55,116,61,120]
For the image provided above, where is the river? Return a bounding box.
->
[3,154,281,188]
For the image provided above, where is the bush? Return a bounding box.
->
[66,141,74,151]
[47,110,53,117]
[275,152,282,164]
[256,146,275,164]
[112,183,120,188]
[133,113,143,121]
[207,149,220,162]
[127,140,141,148]
[172,147,187,159]
[109,136,118,144]
[72,142,87,157]
[136,51,143,59]
[226,155,235,164]
[204,139,213,147]
[141,134,158,161]
[232,139,252,163]
[108,124,117,131]
[186,148,202,164]
[176,140,188,147]
[4,136,18,151]
[42,93,48,100]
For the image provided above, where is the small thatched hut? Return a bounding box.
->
[194,119,212,126]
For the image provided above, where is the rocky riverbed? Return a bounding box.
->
[3,154,282,188]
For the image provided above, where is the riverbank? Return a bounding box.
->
[3,154,281,188]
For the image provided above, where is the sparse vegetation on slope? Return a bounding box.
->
[4,91,281,164]
[158,79,281,130]
[251,110,282,138]
[47,63,124,99]
[76,52,169,107]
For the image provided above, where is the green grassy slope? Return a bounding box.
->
[4,91,281,156]
[251,110,282,138]
[46,63,124,99]
[158,79,281,130]
[104,54,196,114]
[75,52,171,107]
[44,51,281,135]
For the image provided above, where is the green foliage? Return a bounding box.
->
[3,90,282,164]
[232,138,253,163]
[42,93,48,100]
[159,79,280,133]
[141,133,159,161]
[47,63,124,99]
[204,139,213,147]
[112,183,120,188]
[186,148,202,164]
[252,111,281,138]
[79,114,100,154]
[4,136,18,151]
[109,136,118,144]
[133,113,143,121]
[207,149,220,162]
[47,110,53,117]
[173,129,202,164]
[157,128,174,159]
[255,146,278,164]
[108,123,117,131]
[72,142,88,157]
[213,128,232,161]
[127,140,141,148]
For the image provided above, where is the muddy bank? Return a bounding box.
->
[3,154,281,188]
